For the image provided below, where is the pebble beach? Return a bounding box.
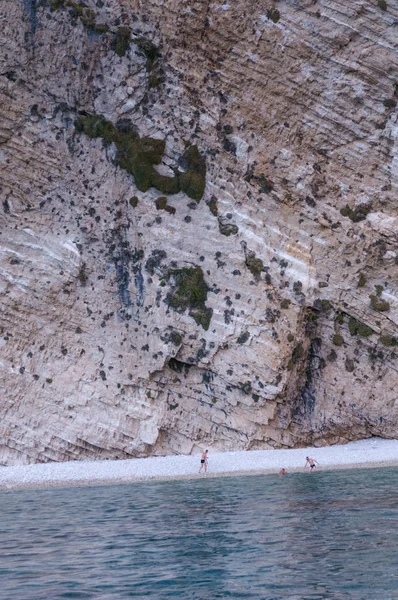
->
[1,437,398,491]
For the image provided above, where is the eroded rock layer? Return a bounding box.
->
[1,0,398,464]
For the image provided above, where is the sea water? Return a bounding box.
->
[1,467,398,599]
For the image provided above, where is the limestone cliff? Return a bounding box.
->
[1,0,398,465]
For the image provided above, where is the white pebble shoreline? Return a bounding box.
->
[1,438,398,491]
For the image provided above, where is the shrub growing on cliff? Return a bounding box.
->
[78,263,88,285]
[348,317,373,337]
[75,114,206,199]
[370,295,390,311]
[379,335,398,347]
[111,27,131,57]
[155,196,168,210]
[335,310,344,324]
[207,196,218,216]
[246,255,264,276]
[267,7,280,23]
[179,145,206,201]
[218,218,238,236]
[369,284,390,312]
[291,343,304,364]
[332,334,344,346]
[237,331,250,344]
[49,1,109,34]
[136,38,160,71]
[165,266,212,330]
[340,203,371,222]
[293,280,303,293]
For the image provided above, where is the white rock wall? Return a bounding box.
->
[1,0,398,464]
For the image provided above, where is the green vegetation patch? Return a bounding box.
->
[375,284,384,297]
[148,74,161,89]
[78,263,88,285]
[49,1,109,34]
[267,8,280,23]
[320,299,332,314]
[237,331,250,344]
[179,145,206,201]
[207,196,218,216]
[155,196,168,210]
[168,330,183,346]
[348,317,373,337]
[340,203,372,223]
[164,266,212,330]
[219,219,238,236]
[136,38,160,71]
[291,342,304,364]
[332,334,344,346]
[379,335,398,347]
[383,98,396,109]
[335,310,344,325]
[111,27,131,57]
[370,295,390,312]
[246,254,264,276]
[75,114,206,199]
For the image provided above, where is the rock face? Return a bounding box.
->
[1,0,398,465]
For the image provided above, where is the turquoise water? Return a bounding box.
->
[1,468,398,599]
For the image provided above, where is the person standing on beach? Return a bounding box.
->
[305,456,319,471]
[199,450,208,473]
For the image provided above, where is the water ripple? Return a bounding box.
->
[1,468,398,599]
